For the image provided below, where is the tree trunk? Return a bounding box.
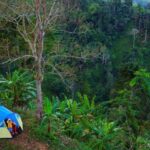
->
[36,60,43,119]
[36,31,44,119]
[47,119,51,133]
[133,33,136,49]
[144,28,147,43]
[35,0,44,120]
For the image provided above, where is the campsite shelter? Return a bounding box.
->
[0,106,23,138]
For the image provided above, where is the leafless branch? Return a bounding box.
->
[49,63,71,89]
[0,55,35,65]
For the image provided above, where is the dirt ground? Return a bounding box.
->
[11,132,49,150]
[0,131,49,150]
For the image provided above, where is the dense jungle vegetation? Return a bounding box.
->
[0,0,150,149]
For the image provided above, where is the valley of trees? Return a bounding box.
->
[0,0,150,149]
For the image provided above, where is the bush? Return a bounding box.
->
[0,70,36,107]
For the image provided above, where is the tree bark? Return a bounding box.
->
[35,27,44,119]
[35,0,44,119]
[144,28,147,43]
[36,59,43,119]
[133,33,136,49]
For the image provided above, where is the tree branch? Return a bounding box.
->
[0,55,35,65]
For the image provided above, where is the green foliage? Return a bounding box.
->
[0,70,36,107]
[136,135,150,150]
[88,3,101,15]
[107,69,150,149]
[28,67,150,149]
[89,120,122,150]
[43,97,53,116]
[0,0,150,149]
[129,69,150,120]
[130,69,150,90]
[31,95,126,149]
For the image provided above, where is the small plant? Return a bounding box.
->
[0,70,36,106]
[136,134,150,150]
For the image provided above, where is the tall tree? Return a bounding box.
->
[0,0,100,119]
[0,0,60,119]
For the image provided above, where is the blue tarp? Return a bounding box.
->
[0,106,20,127]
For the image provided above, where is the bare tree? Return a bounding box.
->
[143,12,149,43]
[0,0,60,119]
[130,28,139,49]
[0,0,102,119]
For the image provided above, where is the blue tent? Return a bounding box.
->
[0,106,23,138]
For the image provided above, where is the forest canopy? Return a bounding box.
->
[0,0,150,149]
